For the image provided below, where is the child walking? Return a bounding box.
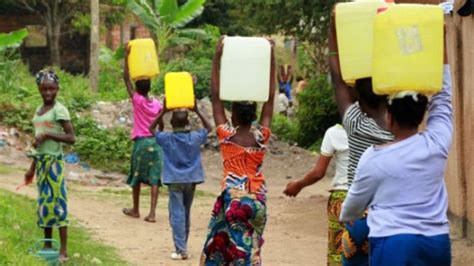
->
[149,100,212,260]
[122,45,162,223]
[200,38,276,265]
[328,10,393,266]
[24,68,76,263]
[284,124,349,266]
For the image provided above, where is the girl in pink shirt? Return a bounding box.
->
[122,45,163,223]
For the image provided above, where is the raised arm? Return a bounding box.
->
[328,10,355,118]
[149,101,168,134]
[211,38,228,127]
[123,44,134,99]
[425,28,452,156]
[193,100,212,132]
[260,39,276,128]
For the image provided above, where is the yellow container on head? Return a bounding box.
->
[336,1,387,84]
[164,72,195,109]
[372,4,444,95]
[128,38,160,81]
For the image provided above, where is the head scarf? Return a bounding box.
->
[36,68,59,86]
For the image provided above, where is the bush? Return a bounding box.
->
[272,114,298,143]
[98,46,128,101]
[71,115,131,174]
[295,75,339,148]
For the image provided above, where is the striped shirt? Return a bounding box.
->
[343,102,393,187]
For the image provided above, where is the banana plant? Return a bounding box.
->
[126,0,208,57]
[0,28,29,54]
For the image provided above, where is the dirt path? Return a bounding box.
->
[1,149,473,265]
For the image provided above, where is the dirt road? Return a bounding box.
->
[1,149,473,265]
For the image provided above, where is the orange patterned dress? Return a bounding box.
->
[201,123,271,266]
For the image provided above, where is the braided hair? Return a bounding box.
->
[387,94,429,129]
[36,68,59,86]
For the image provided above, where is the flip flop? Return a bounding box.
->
[144,216,156,223]
[122,208,140,218]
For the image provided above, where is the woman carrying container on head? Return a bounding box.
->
[340,30,452,265]
[200,37,276,265]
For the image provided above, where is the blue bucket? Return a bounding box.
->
[29,239,60,266]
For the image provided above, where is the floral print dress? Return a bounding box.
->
[201,123,271,266]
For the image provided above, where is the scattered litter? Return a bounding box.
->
[64,153,80,164]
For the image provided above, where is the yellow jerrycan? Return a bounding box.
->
[372,4,444,95]
[128,38,160,81]
[219,36,271,102]
[164,72,195,109]
[335,0,387,84]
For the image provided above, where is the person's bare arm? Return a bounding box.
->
[24,161,35,185]
[260,39,276,128]
[34,120,75,148]
[123,44,134,99]
[328,9,355,118]
[211,38,228,127]
[192,100,212,132]
[149,101,168,134]
[283,155,332,197]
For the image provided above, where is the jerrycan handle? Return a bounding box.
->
[30,238,60,252]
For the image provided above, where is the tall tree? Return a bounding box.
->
[10,0,87,66]
[232,0,339,74]
[89,0,100,92]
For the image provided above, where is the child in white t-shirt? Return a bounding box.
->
[284,124,349,265]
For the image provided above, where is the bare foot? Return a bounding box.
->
[59,253,69,263]
[144,215,156,223]
[122,208,140,218]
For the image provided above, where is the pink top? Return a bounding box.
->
[131,92,162,140]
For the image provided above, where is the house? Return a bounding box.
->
[0,4,150,74]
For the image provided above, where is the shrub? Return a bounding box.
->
[272,114,299,144]
[98,46,128,101]
[295,75,340,148]
[71,115,131,174]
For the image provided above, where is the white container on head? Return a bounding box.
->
[219,36,271,102]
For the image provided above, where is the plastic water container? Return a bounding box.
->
[220,37,271,102]
[30,239,59,266]
[336,1,387,84]
[128,38,159,81]
[372,4,444,95]
[164,72,195,109]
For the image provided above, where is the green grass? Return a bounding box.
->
[0,189,127,265]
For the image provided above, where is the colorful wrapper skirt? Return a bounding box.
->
[328,190,347,266]
[126,137,162,187]
[200,188,267,266]
[342,216,370,266]
[35,154,68,228]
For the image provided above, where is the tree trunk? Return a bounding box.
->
[50,23,61,66]
[89,0,100,93]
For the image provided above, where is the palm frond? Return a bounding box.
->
[158,0,179,25]
[171,0,206,28]
[127,0,160,32]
